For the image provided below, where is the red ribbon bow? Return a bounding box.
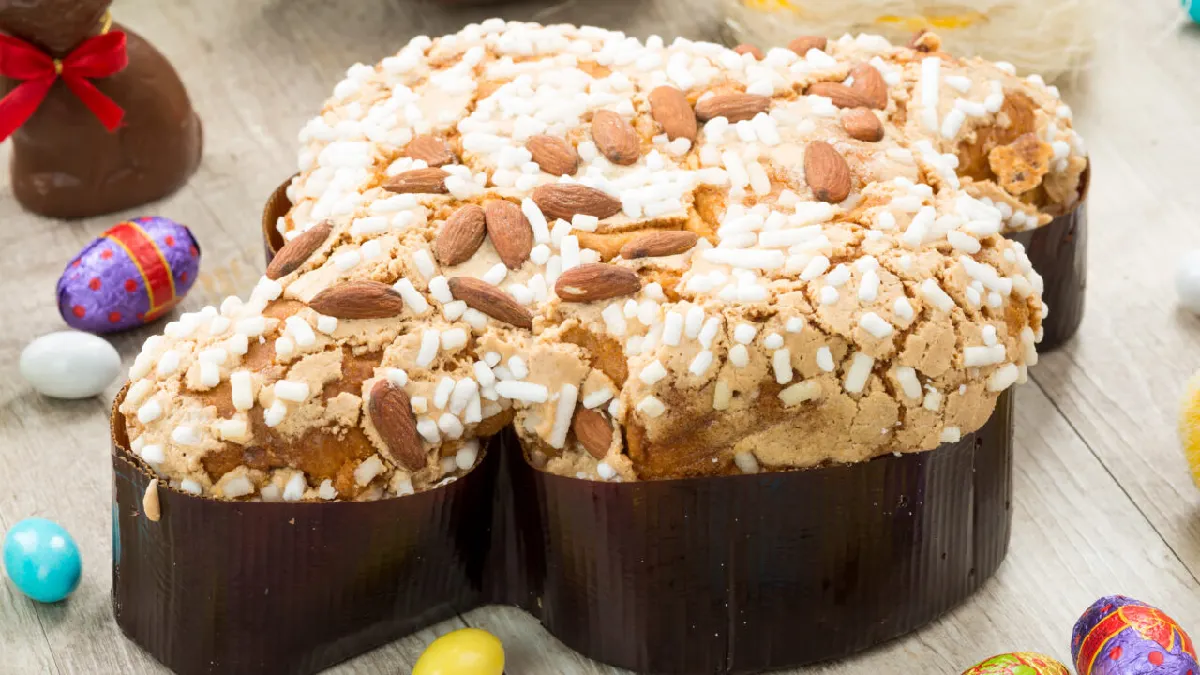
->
[0,30,128,141]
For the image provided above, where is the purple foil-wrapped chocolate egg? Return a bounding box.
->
[57,217,200,334]
[1072,595,1198,675]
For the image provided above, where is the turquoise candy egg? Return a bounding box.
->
[1186,0,1200,22]
[3,518,82,603]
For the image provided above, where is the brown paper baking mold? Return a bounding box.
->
[1003,171,1090,352]
[112,386,1014,675]
[261,175,296,264]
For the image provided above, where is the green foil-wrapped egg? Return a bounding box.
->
[962,652,1071,675]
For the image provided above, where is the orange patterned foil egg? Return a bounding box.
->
[961,652,1071,675]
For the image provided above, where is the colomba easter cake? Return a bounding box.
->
[118,20,1076,499]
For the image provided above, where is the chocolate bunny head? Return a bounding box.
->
[0,0,112,55]
[0,0,203,219]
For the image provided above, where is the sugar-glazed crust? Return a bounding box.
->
[119,21,1074,500]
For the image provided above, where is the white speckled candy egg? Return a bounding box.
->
[20,331,121,399]
[1176,250,1200,313]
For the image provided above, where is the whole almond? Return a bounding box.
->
[383,168,449,194]
[484,200,533,269]
[435,204,487,266]
[555,263,641,302]
[368,380,426,471]
[806,82,873,109]
[309,280,406,319]
[591,110,640,165]
[403,135,456,167]
[447,277,533,329]
[841,108,884,142]
[694,93,771,123]
[526,135,579,176]
[849,64,888,110]
[531,183,622,221]
[733,44,764,60]
[266,221,333,280]
[787,35,828,55]
[804,141,852,203]
[649,86,697,143]
[143,478,161,521]
[620,231,699,259]
[573,408,613,459]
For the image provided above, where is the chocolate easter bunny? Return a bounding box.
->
[0,0,202,218]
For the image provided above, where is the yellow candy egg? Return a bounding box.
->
[413,628,505,675]
[1179,372,1200,488]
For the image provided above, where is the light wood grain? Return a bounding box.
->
[1027,0,1200,580]
[1,0,1199,673]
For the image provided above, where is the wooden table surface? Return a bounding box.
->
[3,0,1200,673]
